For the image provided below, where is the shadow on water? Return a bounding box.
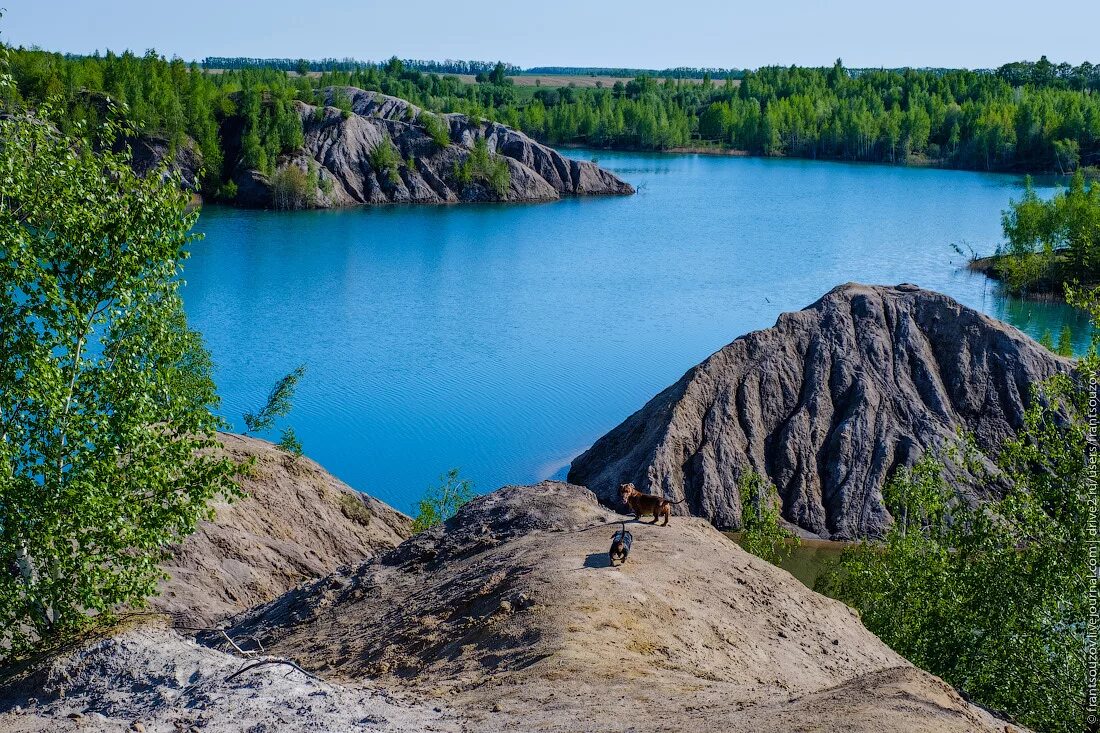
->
[726,533,849,591]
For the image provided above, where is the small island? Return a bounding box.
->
[969,170,1100,302]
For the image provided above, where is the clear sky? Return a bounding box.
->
[4,0,1098,70]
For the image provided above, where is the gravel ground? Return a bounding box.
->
[0,625,461,733]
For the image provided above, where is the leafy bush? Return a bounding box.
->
[997,171,1100,292]
[368,135,402,185]
[453,137,510,197]
[0,100,241,655]
[419,111,450,148]
[277,426,303,457]
[216,179,239,201]
[243,366,306,435]
[270,165,314,210]
[737,471,799,564]
[330,87,352,119]
[819,329,1092,733]
[412,469,475,532]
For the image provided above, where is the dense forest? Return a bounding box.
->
[4,47,1098,200]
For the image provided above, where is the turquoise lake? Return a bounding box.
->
[184,150,1088,513]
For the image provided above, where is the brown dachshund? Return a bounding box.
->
[619,483,686,526]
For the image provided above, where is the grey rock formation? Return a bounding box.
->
[125,134,203,191]
[568,283,1073,539]
[234,86,633,208]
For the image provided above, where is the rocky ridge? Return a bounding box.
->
[568,283,1072,538]
[231,86,633,208]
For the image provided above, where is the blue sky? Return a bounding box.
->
[4,0,1098,69]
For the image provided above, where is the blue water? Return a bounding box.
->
[183,151,1088,513]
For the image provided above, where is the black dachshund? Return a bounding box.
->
[609,521,633,565]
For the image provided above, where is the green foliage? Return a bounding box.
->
[8,47,1099,194]
[330,86,352,119]
[269,165,314,210]
[412,469,476,532]
[1039,329,1056,350]
[277,427,303,457]
[820,342,1091,732]
[243,365,306,435]
[0,98,241,655]
[737,471,800,564]
[454,137,511,196]
[236,76,304,175]
[998,171,1100,292]
[419,111,450,148]
[216,179,239,201]
[368,135,402,185]
[1056,324,1074,356]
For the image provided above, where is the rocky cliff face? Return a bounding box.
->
[151,433,411,626]
[125,134,203,191]
[568,283,1073,539]
[233,86,633,208]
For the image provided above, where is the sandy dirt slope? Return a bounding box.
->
[224,481,1020,733]
[0,625,460,733]
[151,433,412,626]
[0,482,1020,732]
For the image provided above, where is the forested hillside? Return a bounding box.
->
[4,47,1097,199]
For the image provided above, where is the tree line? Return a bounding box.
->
[514,59,1100,172]
[202,56,522,76]
[524,65,745,79]
[4,46,1098,203]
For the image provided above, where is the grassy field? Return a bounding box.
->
[453,73,727,87]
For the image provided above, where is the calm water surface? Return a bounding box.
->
[184,151,1088,513]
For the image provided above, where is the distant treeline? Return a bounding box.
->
[524,66,745,79]
[5,47,1098,195]
[200,57,744,79]
[996,58,1099,91]
[201,56,522,75]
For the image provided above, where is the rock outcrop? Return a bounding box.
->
[0,482,1021,732]
[151,433,411,626]
[568,283,1073,538]
[125,134,203,191]
[233,86,633,208]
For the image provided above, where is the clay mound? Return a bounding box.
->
[568,283,1073,538]
[225,482,1018,733]
[151,433,411,626]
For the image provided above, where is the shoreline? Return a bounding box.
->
[967,252,1093,303]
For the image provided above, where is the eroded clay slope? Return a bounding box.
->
[151,433,412,626]
[568,283,1072,538]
